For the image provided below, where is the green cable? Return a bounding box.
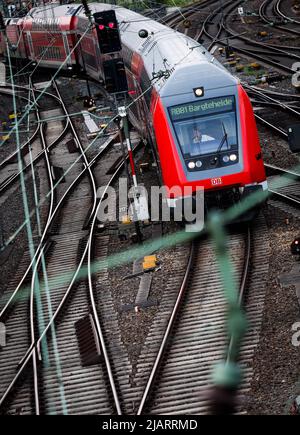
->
[208,212,246,389]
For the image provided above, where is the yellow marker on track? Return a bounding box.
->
[142,255,158,271]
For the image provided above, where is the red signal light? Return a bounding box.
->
[108,22,115,29]
[98,24,105,30]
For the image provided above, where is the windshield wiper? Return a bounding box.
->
[216,122,229,154]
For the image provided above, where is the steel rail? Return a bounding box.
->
[189,0,297,74]
[137,241,195,415]
[259,0,300,36]
[137,223,253,414]
[0,133,116,322]
[226,226,251,363]
[0,86,70,193]
[0,137,129,414]
[52,80,97,216]
[220,0,300,61]
[0,76,115,322]
[25,79,98,415]
[269,188,300,206]
[0,85,66,170]
[276,0,300,24]
[30,78,55,233]
[265,163,300,179]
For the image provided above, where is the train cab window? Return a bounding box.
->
[168,96,239,169]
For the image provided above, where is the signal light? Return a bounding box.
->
[103,58,128,94]
[93,10,122,54]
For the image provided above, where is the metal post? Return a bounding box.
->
[81,0,93,99]
[118,107,138,189]
[118,106,143,242]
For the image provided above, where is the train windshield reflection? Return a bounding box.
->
[169,96,238,158]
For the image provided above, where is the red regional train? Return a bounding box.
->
[0,3,268,213]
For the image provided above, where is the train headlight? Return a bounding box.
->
[195,160,202,168]
[188,161,195,169]
[223,155,230,163]
[193,87,204,97]
[230,154,237,162]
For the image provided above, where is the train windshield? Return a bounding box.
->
[168,96,238,158]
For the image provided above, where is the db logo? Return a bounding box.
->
[211,177,223,186]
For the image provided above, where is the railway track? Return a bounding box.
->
[0,77,128,414]
[163,1,300,215]
[0,87,40,168]
[201,0,299,74]
[163,0,300,75]
[0,84,69,194]
[246,84,300,137]
[134,218,269,414]
[266,164,300,217]
[0,2,298,415]
[276,0,300,25]
[260,0,300,36]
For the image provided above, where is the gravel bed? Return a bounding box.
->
[247,205,300,414]
[0,81,41,300]
[259,125,300,169]
[0,93,36,161]
[56,75,192,375]
[1,5,300,414]
[56,76,119,160]
[219,2,300,414]
[105,149,188,370]
[0,173,39,299]
[228,0,300,48]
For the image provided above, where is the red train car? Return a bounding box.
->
[21,4,81,70]
[2,3,268,216]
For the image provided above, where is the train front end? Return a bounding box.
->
[152,61,267,218]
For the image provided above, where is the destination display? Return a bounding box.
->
[169,96,235,121]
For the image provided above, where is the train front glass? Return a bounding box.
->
[168,96,239,172]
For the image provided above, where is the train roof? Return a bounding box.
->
[25,2,238,95]
[28,3,82,19]
[82,3,238,95]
